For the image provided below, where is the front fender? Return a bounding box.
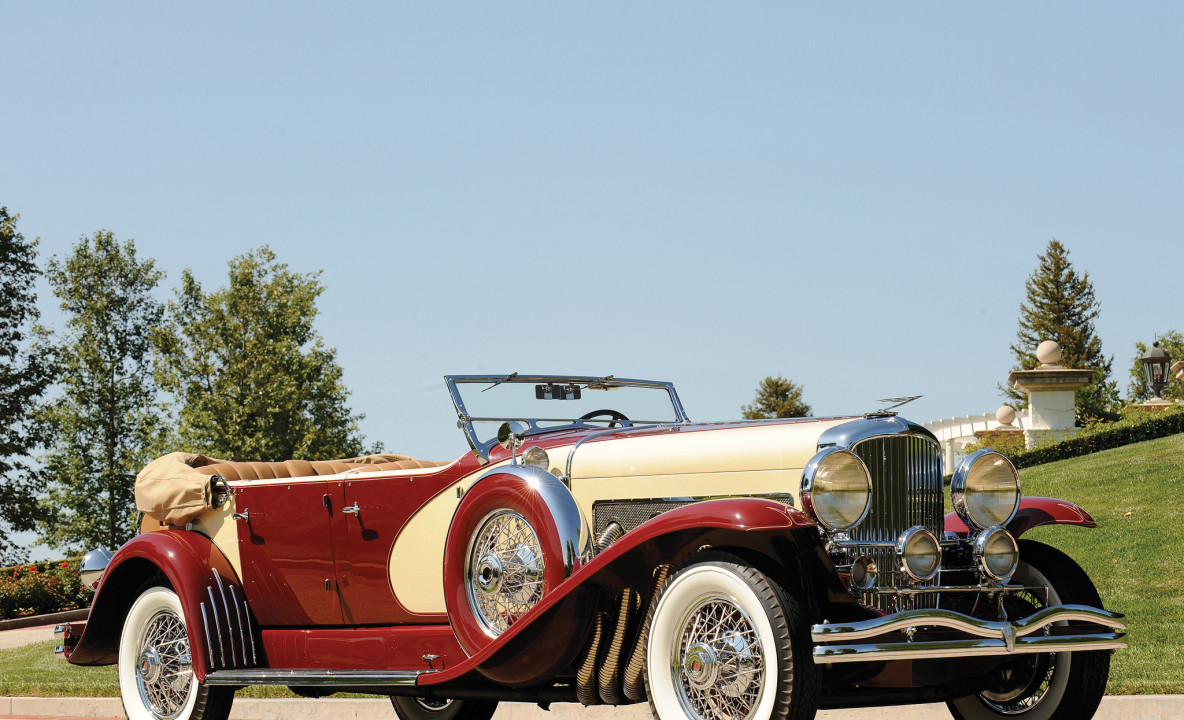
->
[67,530,257,681]
[944,497,1097,537]
[425,497,830,688]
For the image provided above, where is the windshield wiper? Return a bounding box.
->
[482,372,519,392]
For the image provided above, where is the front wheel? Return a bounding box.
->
[118,584,233,720]
[389,697,498,720]
[947,540,1112,720]
[644,554,818,720]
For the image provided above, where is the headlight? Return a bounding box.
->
[974,526,1019,582]
[896,526,941,582]
[951,449,1020,530]
[801,447,872,531]
[521,445,550,471]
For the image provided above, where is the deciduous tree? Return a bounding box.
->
[158,246,370,461]
[0,208,53,563]
[742,376,811,419]
[38,232,170,552]
[1000,240,1118,423]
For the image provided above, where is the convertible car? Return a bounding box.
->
[55,374,1125,720]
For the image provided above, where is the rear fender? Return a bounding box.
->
[944,497,1097,538]
[425,497,842,687]
[67,530,257,681]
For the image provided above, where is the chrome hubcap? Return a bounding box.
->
[466,511,545,635]
[672,596,764,720]
[135,608,193,720]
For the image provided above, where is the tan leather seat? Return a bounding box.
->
[193,457,448,481]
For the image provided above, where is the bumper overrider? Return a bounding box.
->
[811,604,1126,664]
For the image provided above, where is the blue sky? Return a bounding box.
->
[4,3,1182,481]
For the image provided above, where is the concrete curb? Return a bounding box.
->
[0,608,89,633]
[1,696,1181,720]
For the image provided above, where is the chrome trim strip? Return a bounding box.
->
[813,633,1127,664]
[228,585,247,666]
[811,604,1126,643]
[242,600,258,666]
[212,570,236,667]
[200,603,215,670]
[566,427,629,482]
[203,669,427,686]
[206,587,224,668]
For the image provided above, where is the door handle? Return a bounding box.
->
[342,504,361,516]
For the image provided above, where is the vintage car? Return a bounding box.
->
[55,374,1125,720]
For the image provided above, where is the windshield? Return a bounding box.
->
[446,374,689,460]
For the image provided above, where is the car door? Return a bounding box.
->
[234,479,345,625]
[336,467,458,625]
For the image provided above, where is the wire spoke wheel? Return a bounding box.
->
[674,596,765,720]
[135,608,194,719]
[466,510,545,635]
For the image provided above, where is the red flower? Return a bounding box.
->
[61,562,69,568]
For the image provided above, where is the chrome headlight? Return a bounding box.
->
[974,526,1019,582]
[951,449,1020,530]
[521,445,550,471]
[896,526,941,582]
[801,447,872,532]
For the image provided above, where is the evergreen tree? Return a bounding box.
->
[158,246,369,461]
[1000,240,1118,423]
[1126,331,1184,404]
[38,232,170,552]
[0,209,53,563]
[742,375,811,419]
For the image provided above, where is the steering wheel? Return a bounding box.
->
[577,409,631,428]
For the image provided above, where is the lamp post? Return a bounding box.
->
[1141,342,1171,402]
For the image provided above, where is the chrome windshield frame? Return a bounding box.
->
[445,374,691,463]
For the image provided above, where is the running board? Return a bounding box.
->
[203,669,427,686]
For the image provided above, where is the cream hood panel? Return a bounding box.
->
[569,419,854,479]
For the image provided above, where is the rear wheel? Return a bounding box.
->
[389,697,498,720]
[118,585,233,720]
[644,554,818,720]
[947,541,1111,720]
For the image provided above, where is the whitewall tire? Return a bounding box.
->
[118,585,232,720]
[947,541,1111,720]
[644,555,818,720]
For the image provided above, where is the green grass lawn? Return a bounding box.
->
[0,639,379,699]
[2,434,1180,697]
[1015,432,1184,695]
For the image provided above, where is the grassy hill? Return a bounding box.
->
[1016,432,1184,694]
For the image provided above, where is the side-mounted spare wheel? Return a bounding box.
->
[645,553,819,720]
[443,465,593,685]
[118,583,233,720]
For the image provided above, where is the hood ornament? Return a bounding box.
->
[867,395,922,417]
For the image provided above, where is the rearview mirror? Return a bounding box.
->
[536,383,582,400]
[496,421,527,452]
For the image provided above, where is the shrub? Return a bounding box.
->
[0,557,93,619]
[1013,403,1184,468]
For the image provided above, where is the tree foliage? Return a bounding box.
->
[1001,240,1118,423]
[157,246,369,461]
[1126,331,1184,404]
[38,232,170,553]
[742,375,811,419]
[0,209,53,563]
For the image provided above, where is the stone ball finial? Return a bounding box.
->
[1036,340,1062,366]
[996,405,1017,427]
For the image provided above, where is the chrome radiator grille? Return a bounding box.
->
[849,434,944,610]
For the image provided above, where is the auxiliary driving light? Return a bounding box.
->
[896,526,941,583]
[974,526,1019,582]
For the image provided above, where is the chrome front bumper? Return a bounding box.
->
[811,604,1127,664]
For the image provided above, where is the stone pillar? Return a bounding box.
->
[1008,340,1093,449]
[1173,361,1183,382]
[973,406,1025,450]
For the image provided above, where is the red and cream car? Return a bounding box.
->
[57,374,1125,720]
